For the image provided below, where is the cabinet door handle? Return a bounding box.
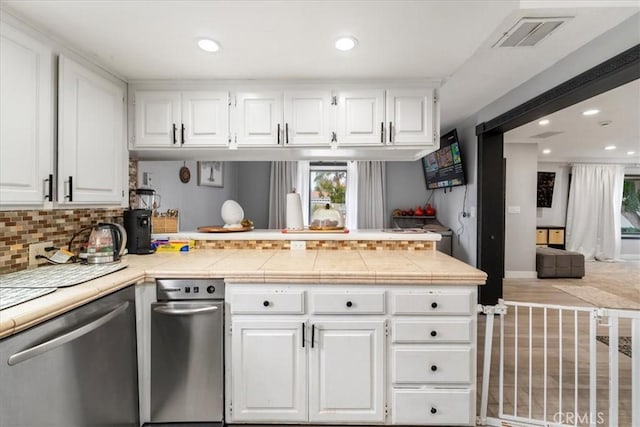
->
[430,364,438,372]
[172,123,177,144]
[430,330,437,337]
[431,302,438,309]
[380,122,384,143]
[44,174,53,201]
[302,322,305,348]
[345,300,353,308]
[181,123,185,145]
[389,121,393,143]
[430,407,437,415]
[64,176,73,201]
[285,122,289,144]
[311,324,315,348]
[263,300,270,307]
[277,123,281,144]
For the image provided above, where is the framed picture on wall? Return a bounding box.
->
[197,161,224,188]
[537,171,556,208]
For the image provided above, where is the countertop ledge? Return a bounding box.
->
[0,249,486,339]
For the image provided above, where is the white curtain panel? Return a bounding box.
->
[356,161,387,229]
[566,164,625,261]
[268,161,298,229]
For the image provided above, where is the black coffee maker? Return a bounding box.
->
[124,189,158,254]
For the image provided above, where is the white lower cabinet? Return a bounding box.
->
[309,320,385,423]
[226,284,477,426]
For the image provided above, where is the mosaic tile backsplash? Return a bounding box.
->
[194,240,435,251]
[0,208,126,274]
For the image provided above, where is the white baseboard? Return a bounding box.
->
[505,270,538,279]
[620,254,640,260]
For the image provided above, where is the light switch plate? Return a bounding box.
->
[507,206,521,214]
[290,241,306,250]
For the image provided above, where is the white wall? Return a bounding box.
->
[504,143,538,277]
[537,162,570,227]
[137,161,239,231]
[437,13,640,268]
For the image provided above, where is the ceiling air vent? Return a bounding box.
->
[493,17,571,48]
[530,131,564,139]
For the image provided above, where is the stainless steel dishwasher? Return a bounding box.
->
[150,278,224,425]
[0,286,139,427]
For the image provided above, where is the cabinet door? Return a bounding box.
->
[234,91,283,146]
[231,319,307,422]
[336,90,385,146]
[283,90,333,146]
[58,56,125,204]
[309,320,385,423]
[134,91,181,147]
[182,91,229,146]
[386,89,435,145]
[0,22,53,205]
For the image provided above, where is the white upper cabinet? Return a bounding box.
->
[182,91,229,146]
[134,91,182,147]
[283,90,334,146]
[0,22,53,205]
[336,90,385,146]
[58,56,126,204]
[233,91,283,147]
[386,89,436,146]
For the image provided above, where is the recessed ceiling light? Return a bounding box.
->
[582,109,600,116]
[627,151,636,155]
[542,149,551,154]
[538,119,550,126]
[197,38,220,52]
[604,145,616,150]
[335,36,358,51]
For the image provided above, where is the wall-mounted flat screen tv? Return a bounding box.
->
[421,129,466,190]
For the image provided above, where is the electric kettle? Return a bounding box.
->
[86,223,127,264]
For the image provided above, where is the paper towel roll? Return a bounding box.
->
[286,192,304,230]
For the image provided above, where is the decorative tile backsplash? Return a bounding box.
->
[0,208,126,274]
[194,240,435,251]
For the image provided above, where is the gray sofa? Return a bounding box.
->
[536,247,585,278]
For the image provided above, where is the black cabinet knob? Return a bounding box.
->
[430,330,437,337]
[206,285,215,294]
[430,364,438,372]
[430,407,437,414]
[263,300,270,307]
[431,302,438,309]
[346,301,353,308]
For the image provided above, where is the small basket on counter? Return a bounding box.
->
[152,209,179,233]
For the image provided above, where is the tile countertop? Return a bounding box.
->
[153,228,442,241]
[0,249,486,339]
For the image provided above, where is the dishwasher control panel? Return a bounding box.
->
[156,278,225,301]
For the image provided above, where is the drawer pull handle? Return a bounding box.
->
[430,330,437,337]
[430,364,438,372]
[431,302,438,309]
[346,301,353,308]
[430,407,437,415]
[263,300,270,307]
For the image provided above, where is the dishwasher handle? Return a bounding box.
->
[8,302,130,366]
[153,304,218,315]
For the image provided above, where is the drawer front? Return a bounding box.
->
[536,229,548,244]
[230,290,304,314]
[392,388,473,425]
[392,347,472,384]
[310,291,385,314]
[392,319,472,344]
[548,229,565,244]
[391,291,474,315]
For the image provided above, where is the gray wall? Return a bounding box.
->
[235,162,271,229]
[504,143,538,276]
[437,13,640,267]
[385,161,430,228]
[537,162,570,227]
[137,160,240,231]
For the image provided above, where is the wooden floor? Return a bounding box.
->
[477,260,639,426]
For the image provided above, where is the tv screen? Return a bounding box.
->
[421,129,466,190]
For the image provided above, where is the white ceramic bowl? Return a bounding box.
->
[221,200,244,227]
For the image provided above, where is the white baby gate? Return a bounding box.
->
[478,300,640,427]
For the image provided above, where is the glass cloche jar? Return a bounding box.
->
[310,204,344,230]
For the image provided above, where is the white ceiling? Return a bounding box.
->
[505,79,640,164]
[1,1,638,130]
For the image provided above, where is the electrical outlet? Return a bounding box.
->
[290,240,306,250]
[28,241,53,267]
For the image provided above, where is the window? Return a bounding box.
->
[622,175,640,237]
[309,163,348,223]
